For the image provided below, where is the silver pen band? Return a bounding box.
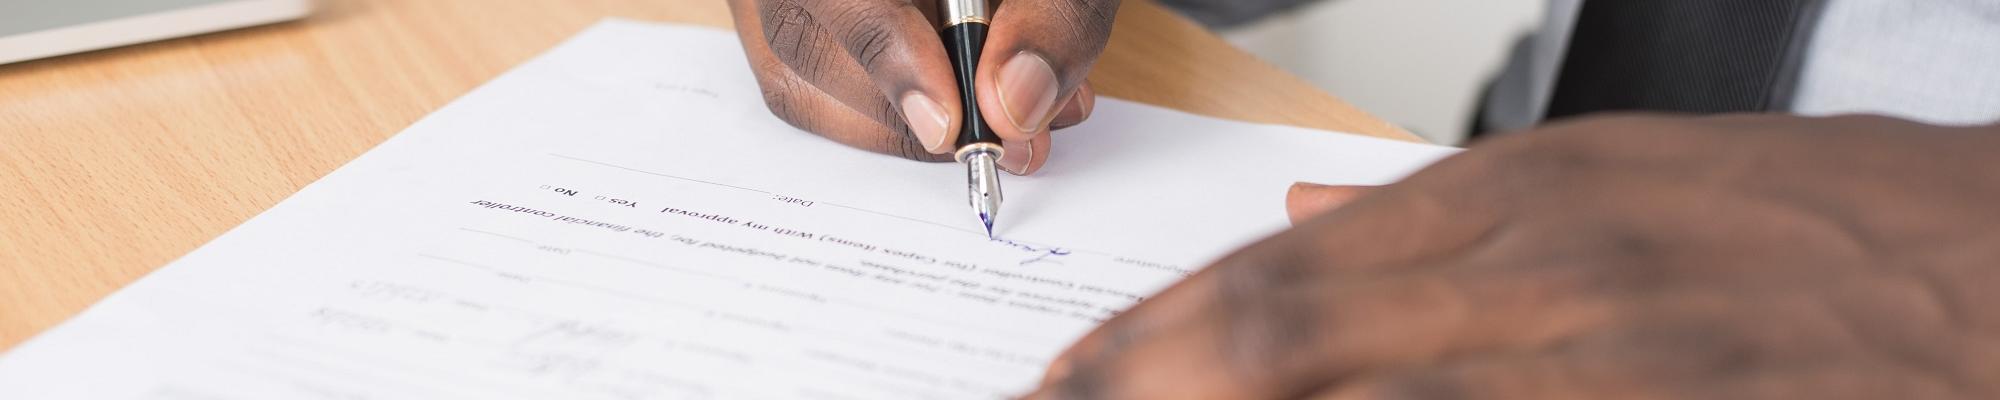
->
[942,0,990,26]
[953,142,1004,163]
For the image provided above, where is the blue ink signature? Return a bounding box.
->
[990,237,1073,266]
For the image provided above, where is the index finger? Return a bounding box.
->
[758,0,968,154]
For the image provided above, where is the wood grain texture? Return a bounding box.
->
[0,0,1410,351]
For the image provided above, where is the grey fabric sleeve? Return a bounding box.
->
[1156,0,1330,27]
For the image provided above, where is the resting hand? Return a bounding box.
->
[1029,114,2000,399]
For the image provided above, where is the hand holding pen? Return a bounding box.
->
[724,0,1114,176]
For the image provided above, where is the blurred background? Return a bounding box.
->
[1169,0,1547,145]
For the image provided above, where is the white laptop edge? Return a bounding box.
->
[0,0,312,65]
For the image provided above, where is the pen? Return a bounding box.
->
[940,0,1004,238]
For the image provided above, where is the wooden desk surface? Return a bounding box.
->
[0,0,1409,351]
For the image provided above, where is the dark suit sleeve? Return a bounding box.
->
[1156,0,1330,27]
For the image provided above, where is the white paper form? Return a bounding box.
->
[0,20,1458,399]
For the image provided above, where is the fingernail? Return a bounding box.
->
[1287,182,1373,225]
[1050,91,1090,129]
[1073,83,1095,118]
[902,93,952,153]
[997,52,1060,135]
[999,140,1032,175]
[1291,182,1335,192]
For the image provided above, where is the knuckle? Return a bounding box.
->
[1050,364,1112,400]
[1212,244,1326,375]
[761,0,842,82]
[755,63,817,131]
[1050,314,1160,400]
[1216,245,1317,299]
[1044,0,1120,57]
[760,0,813,53]
[1052,0,1119,35]
[750,55,794,84]
[845,19,900,71]
[820,2,905,70]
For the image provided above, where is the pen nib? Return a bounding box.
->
[963,147,1005,239]
[981,213,994,239]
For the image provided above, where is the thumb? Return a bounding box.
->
[976,0,1118,143]
[1286,182,1376,225]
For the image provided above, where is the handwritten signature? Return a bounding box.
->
[990,237,1073,266]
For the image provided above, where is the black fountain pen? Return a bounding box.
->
[940,0,1004,238]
